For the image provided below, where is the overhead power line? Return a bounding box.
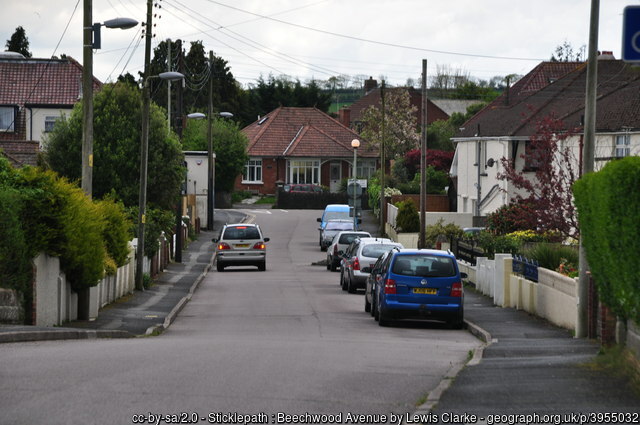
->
[204,0,546,62]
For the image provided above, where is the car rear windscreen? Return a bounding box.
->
[326,222,353,231]
[392,255,456,277]
[223,227,261,240]
[361,244,398,259]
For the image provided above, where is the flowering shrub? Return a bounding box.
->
[556,258,578,278]
[486,200,540,234]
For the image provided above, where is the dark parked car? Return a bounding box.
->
[372,249,466,328]
[213,223,270,272]
[284,183,324,193]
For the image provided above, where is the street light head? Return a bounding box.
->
[351,139,360,149]
[103,17,138,29]
[158,71,185,82]
[187,112,206,120]
[219,112,234,118]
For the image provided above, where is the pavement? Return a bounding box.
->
[1,204,639,416]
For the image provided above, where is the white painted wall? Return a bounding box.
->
[26,107,71,145]
[185,151,212,225]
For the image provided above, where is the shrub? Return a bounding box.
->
[129,206,175,258]
[486,199,540,234]
[0,187,32,313]
[424,219,463,248]
[524,243,579,271]
[475,231,521,259]
[395,199,420,232]
[573,156,640,322]
[97,196,132,268]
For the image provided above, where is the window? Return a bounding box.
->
[243,159,262,183]
[355,159,376,179]
[615,134,630,158]
[287,159,320,184]
[44,116,59,133]
[0,106,15,132]
[523,141,541,171]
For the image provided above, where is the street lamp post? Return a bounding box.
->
[135,71,185,291]
[81,1,137,198]
[351,138,360,229]
[187,111,233,231]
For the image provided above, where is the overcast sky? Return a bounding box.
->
[2,0,635,88]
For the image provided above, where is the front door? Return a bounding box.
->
[330,162,341,193]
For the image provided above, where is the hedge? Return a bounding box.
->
[573,156,640,323]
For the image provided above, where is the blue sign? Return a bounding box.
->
[623,6,640,62]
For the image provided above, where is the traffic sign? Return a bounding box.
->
[623,6,640,62]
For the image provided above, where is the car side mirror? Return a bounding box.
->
[264,237,270,242]
[317,218,321,222]
[460,272,468,279]
[212,238,218,243]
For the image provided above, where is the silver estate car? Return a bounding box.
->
[213,223,270,272]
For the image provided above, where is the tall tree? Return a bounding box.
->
[43,82,184,210]
[550,41,586,62]
[6,26,32,57]
[359,88,419,159]
[181,117,248,192]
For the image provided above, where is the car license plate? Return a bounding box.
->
[413,288,437,294]
[235,244,250,248]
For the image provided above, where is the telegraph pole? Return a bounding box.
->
[81,0,93,198]
[135,0,153,291]
[379,80,386,234]
[207,50,215,231]
[419,59,428,249]
[576,0,599,338]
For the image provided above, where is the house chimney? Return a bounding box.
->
[598,51,615,60]
[338,107,351,128]
[364,76,377,93]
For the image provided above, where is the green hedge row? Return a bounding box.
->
[0,157,132,316]
[573,156,640,323]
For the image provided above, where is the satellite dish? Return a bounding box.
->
[486,158,495,167]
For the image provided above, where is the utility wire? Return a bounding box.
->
[204,0,546,62]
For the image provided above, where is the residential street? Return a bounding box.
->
[0,209,480,424]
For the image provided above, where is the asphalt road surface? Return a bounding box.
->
[0,209,480,424]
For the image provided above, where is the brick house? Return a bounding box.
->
[450,55,640,216]
[337,77,449,131]
[0,54,101,166]
[236,107,379,194]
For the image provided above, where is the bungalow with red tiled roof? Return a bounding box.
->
[451,55,640,217]
[337,77,449,131]
[237,107,379,195]
[0,54,101,166]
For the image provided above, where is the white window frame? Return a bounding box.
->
[242,158,263,183]
[0,106,15,132]
[44,116,59,133]
[355,159,376,179]
[615,134,630,158]
[287,159,320,184]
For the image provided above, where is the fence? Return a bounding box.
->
[512,255,539,282]
[451,238,485,265]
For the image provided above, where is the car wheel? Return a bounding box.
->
[378,307,391,327]
[371,296,376,317]
[329,260,337,272]
[364,295,371,313]
[258,261,266,272]
[326,257,330,270]
[347,277,356,294]
[216,262,224,272]
[340,272,347,291]
[448,309,464,330]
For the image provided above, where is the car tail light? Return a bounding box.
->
[252,242,266,250]
[353,257,360,271]
[384,278,396,294]
[217,242,231,250]
[451,282,463,297]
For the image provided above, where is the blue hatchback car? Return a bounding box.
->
[373,249,466,328]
